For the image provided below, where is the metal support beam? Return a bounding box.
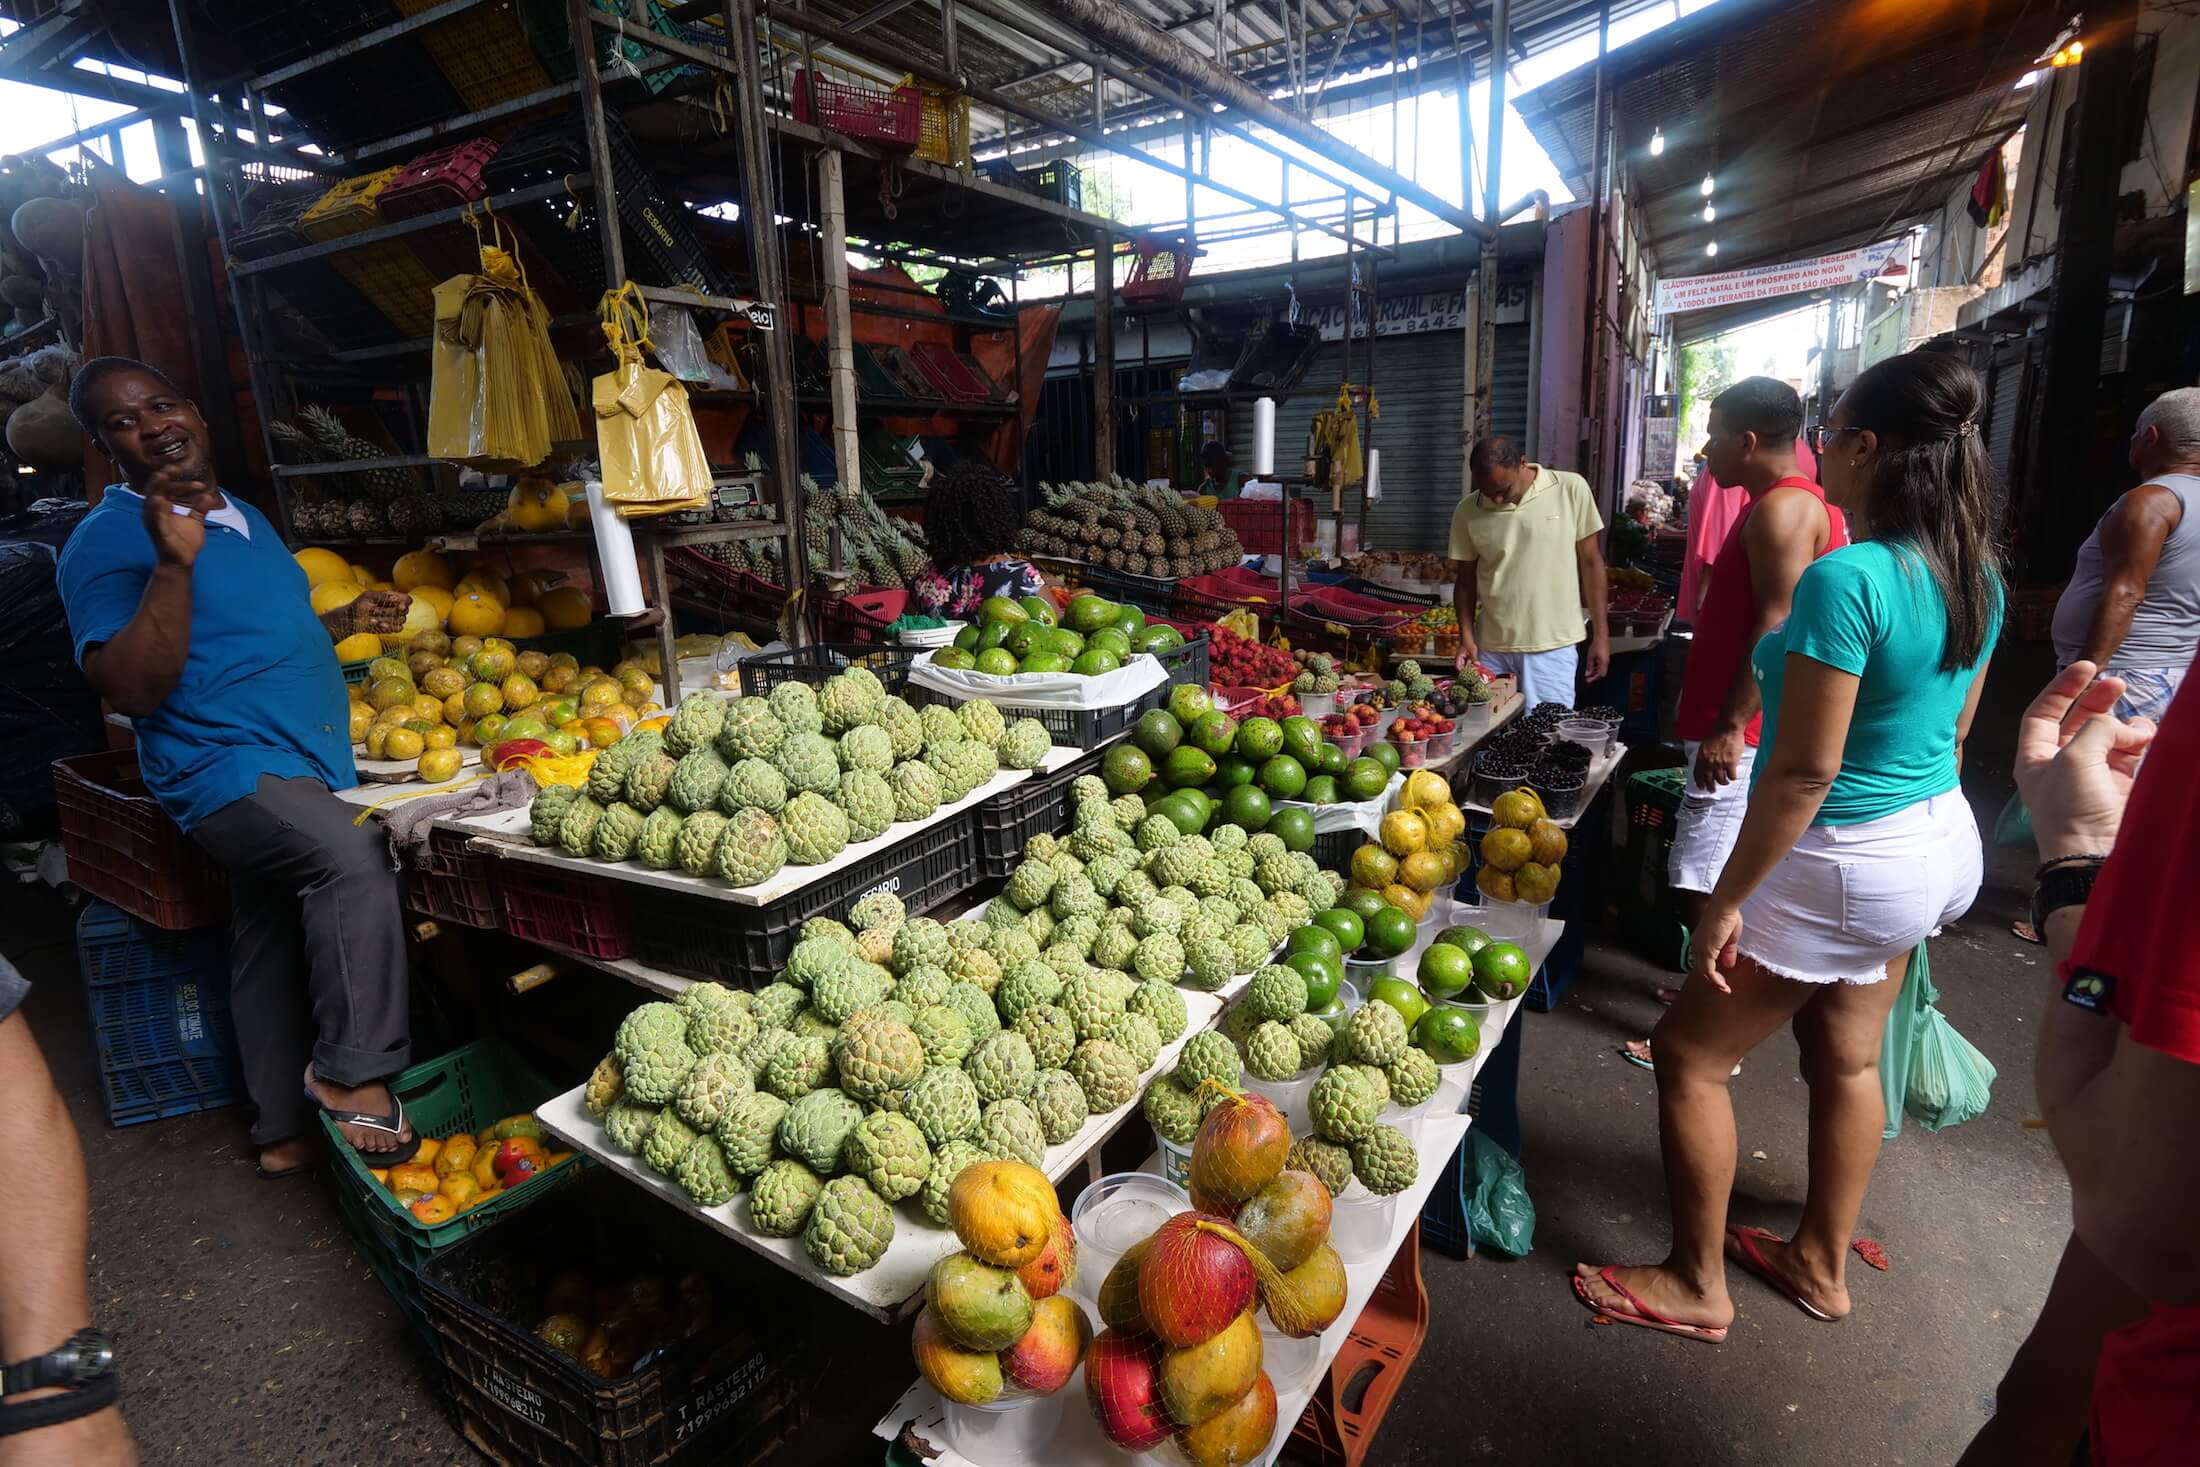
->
[1093,230,1115,481]
[249,0,491,89]
[1013,0,1491,239]
[818,149,862,565]
[842,0,926,30]
[150,112,248,492]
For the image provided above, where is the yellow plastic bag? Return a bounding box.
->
[591,282,712,517]
[427,214,581,470]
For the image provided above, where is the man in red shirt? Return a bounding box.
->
[1628,378,1845,1063]
[1970,657,2200,1464]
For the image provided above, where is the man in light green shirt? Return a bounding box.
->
[1448,435,1611,706]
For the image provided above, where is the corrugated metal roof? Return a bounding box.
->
[1515,0,2064,287]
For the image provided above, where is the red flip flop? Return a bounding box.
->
[1726,1226,1837,1322]
[1571,1266,1730,1343]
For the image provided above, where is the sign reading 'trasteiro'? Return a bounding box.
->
[1655,240,1906,316]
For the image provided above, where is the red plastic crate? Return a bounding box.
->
[498,862,633,959]
[1120,232,1194,306]
[1217,496,1312,556]
[378,138,500,220]
[908,342,992,404]
[52,751,229,930]
[1290,1223,1430,1466]
[819,588,907,644]
[792,70,921,152]
[1212,686,1263,719]
[404,827,503,928]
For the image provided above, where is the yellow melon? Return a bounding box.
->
[447,593,507,639]
[380,593,442,650]
[293,547,353,587]
[451,575,506,608]
[392,549,455,592]
[535,587,591,631]
[502,606,546,639]
[506,478,566,532]
[411,584,455,621]
[332,631,383,663]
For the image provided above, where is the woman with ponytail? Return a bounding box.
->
[1575,350,2003,1342]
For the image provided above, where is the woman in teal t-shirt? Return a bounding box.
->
[1576,351,2000,1343]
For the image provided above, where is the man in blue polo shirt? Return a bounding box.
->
[57,357,420,1178]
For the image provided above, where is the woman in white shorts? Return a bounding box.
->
[1574,350,2000,1342]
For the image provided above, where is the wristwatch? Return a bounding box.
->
[0,1331,115,1398]
[2030,857,2104,937]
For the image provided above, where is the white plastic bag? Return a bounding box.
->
[906,649,1170,711]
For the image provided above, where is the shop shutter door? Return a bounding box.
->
[1984,340,2029,507]
[1490,323,1531,446]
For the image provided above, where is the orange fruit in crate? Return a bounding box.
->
[438,1173,480,1208]
[409,1195,457,1225]
[583,718,624,749]
[471,1149,502,1192]
[462,1187,501,1211]
[369,1168,389,1187]
[435,1135,477,1177]
[387,1162,439,1196]
[413,1136,443,1169]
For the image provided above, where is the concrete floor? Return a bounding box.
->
[10,652,2073,1467]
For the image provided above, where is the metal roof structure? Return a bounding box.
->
[1515,0,2067,285]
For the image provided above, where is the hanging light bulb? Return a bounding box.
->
[1706,241,1720,257]
[1703,203,1716,223]
[1700,173,1716,197]
[1649,126,1665,157]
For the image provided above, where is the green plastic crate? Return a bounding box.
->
[340,656,376,687]
[324,1039,584,1340]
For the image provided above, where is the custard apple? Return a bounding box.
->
[1068,1038,1139,1111]
[1185,940,1235,991]
[749,1158,824,1236]
[998,718,1050,770]
[1135,815,1181,853]
[636,807,684,870]
[773,732,840,795]
[889,760,943,821]
[1061,973,1128,1042]
[1343,1002,1409,1067]
[767,681,823,736]
[1013,1004,1077,1070]
[897,964,953,1010]
[602,1098,658,1153]
[1270,892,1312,929]
[819,668,886,736]
[557,794,604,858]
[782,935,849,990]
[1288,1135,1355,1196]
[1143,1076,1203,1145]
[624,751,677,814]
[834,1016,924,1103]
[675,809,729,876]
[663,691,726,758]
[752,981,806,1029]
[957,698,1006,748]
[642,1109,700,1175]
[986,926,1041,967]
[1004,860,1057,912]
[719,757,789,814]
[1228,925,1274,973]
[1111,794,1148,833]
[1114,870,1160,910]
[1222,1000,1261,1045]
[917,702,963,748]
[615,1003,697,1104]
[764,1034,833,1100]
[804,1174,894,1274]
[1352,1063,1392,1105]
[1069,773,1109,805]
[911,1005,974,1068]
[1310,1066,1383,1143]
[1132,933,1184,983]
[1350,1123,1418,1195]
[1146,846,1198,890]
[715,698,787,761]
[834,769,896,841]
[781,791,851,865]
[1129,979,1187,1041]
[673,1135,739,1205]
[836,723,895,777]
[875,696,923,759]
[674,1050,753,1130]
[997,962,1064,1021]
[665,748,730,815]
[529,783,580,846]
[583,1054,624,1118]
[1105,1012,1163,1071]
[845,1110,932,1204]
[948,947,1002,995]
[889,918,951,975]
[592,801,645,862]
[812,959,889,1026]
[1290,1013,1336,1068]
[588,732,654,804]
[713,808,787,887]
[680,982,753,1047]
[966,1032,1038,1104]
[1385,1047,1440,1108]
[977,1097,1045,1166]
[1091,923,1139,972]
[1176,1031,1241,1092]
[1247,966,1309,1024]
[1084,854,1131,900]
[919,1139,992,1225]
[1029,1068,1088,1144]
[945,981,1001,1041]
[777,1087,863,1174]
[714,1090,788,1175]
[1246,1021,1304,1082]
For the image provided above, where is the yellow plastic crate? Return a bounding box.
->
[394,0,553,110]
[299,169,443,338]
[902,76,971,169]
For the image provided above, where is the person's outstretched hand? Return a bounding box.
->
[2015,661,2156,860]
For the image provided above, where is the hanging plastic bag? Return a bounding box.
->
[1994,791,2033,847]
[427,213,582,470]
[591,281,712,517]
[1877,942,1928,1140]
[1465,1129,1535,1257]
[647,299,712,383]
[1896,944,1998,1132]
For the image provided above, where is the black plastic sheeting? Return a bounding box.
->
[0,498,104,843]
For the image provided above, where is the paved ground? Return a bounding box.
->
[11,648,2074,1466]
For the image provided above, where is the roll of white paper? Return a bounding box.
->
[1251,397,1276,475]
[1365,448,1382,502]
[585,479,648,616]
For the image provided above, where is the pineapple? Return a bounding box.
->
[346,499,388,537]
[297,405,417,501]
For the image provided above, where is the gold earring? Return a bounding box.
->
[1849,459,1859,468]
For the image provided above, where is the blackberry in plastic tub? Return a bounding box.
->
[1533,767,1588,821]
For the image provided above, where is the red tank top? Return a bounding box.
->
[1674,476,1848,745]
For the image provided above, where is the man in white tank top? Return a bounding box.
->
[2050,388,2200,720]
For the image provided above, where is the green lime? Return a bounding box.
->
[1414,1005,1480,1063]
[1285,949,1342,1008]
[1341,756,1390,801]
[1103,743,1152,795]
[1259,755,1308,800]
[1340,887,1387,924]
[1301,774,1339,805]
[1312,907,1365,953]
[1287,925,1343,963]
[1267,806,1315,852]
[1220,784,1272,831]
[975,647,1018,675]
[1418,941,1475,999]
[1367,739,1401,775]
[1365,904,1416,957]
[1471,941,1533,1000]
[953,624,981,652]
[1368,974,1430,1030]
[1435,925,1491,957]
[1214,753,1257,788]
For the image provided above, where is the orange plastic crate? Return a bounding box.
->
[1289,1223,1430,1466]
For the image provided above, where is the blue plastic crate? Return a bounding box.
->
[75,903,245,1127]
[1421,1015,1525,1259]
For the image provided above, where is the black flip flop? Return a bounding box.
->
[304,1066,422,1168]
[255,1156,321,1181]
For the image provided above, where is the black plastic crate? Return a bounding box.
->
[975,744,1102,878]
[1025,158,1081,209]
[736,643,918,700]
[629,809,979,982]
[404,828,503,929]
[419,1173,808,1467]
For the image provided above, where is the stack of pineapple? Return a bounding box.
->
[699,474,933,591]
[274,405,450,540]
[1016,477,1244,580]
